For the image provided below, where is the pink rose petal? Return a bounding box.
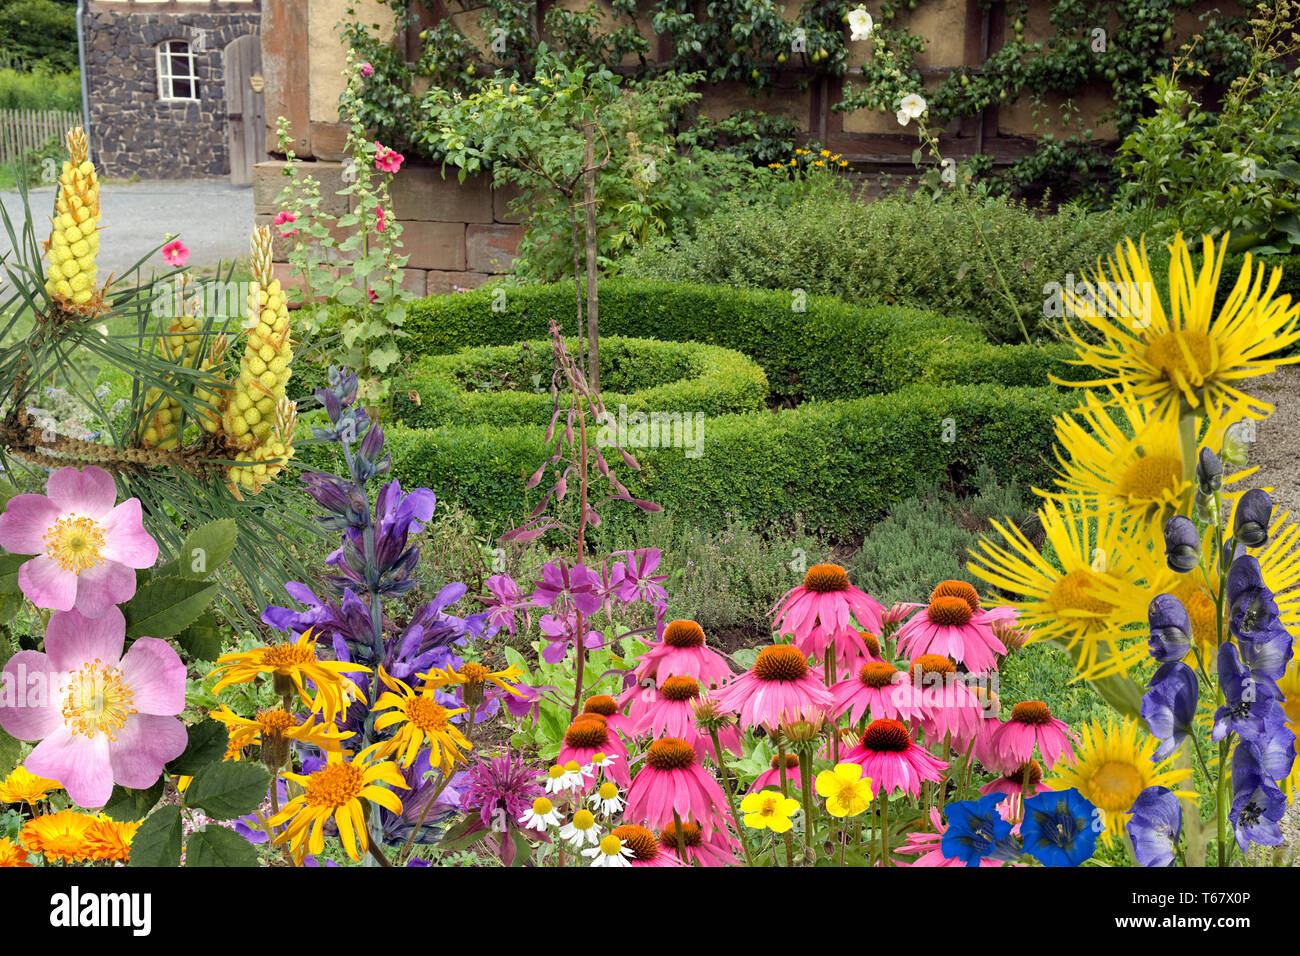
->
[26,726,114,808]
[69,559,137,618]
[0,650,63,740]
[0,493,62,554]
[45,466,118,518]
[119,637,186,715]
[109,714,187,790]
[44,607,126,672]
[17,555,78,612]
[101,498,159,567]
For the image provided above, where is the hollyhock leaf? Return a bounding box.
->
[185,825,259,867]
[121,576,219,640]
[185,761,272,820]
[176,612,223,662]
[177,519,238,580]
[167,720,231,776]
[102,781,165,822]
[128,805,183,867]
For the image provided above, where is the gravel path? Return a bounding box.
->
[0,179,254,275]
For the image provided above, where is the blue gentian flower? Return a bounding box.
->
[1127,786,1182,867]
[1021,788,1102,867]
[940,793,1017,867]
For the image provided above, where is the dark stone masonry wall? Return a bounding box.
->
[85,9,260,178]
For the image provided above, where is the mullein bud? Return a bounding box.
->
[1163,515,1201,573]
[1196,447,1223,495]
[1234,489,1274,548]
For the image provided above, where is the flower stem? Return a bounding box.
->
[777,741,795,867]
[710,727,754,867]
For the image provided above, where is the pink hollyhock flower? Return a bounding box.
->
[895,806,1017,867]
[896,655,986,748]
[660,819,739,866]
[161,239,189,267]
[0,466,158,617]
[273,211,298,238]
[578,694,636,739]
[989,700,1079,771]
[632,676,741,762]
[625,737,729,836]
[557,714,629,790]
[894,582,1010,674]
[633,619,733,689]
[830,660,915,726]
[772,563,884,670]
[360,61,374,77]
[0,607,186,807]
[749,752,804,793]
[842,718,948,798]
[714,644,832,731]
[374,142,404,174]
[613,824,686,867]
[375,205,387,233]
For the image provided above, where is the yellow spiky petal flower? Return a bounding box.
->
[371,667,472,773]
[0,765,62,805]
[43,127,103,314]
[208,630,368,724]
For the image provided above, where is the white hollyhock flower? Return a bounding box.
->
[848,8,873,41]
[896,93,928,125]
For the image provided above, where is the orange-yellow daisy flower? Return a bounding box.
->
[210,704,354,755]
[83,817,140,863]
[419,661,525,707]
[0,765,62,805]
[0,837,32,867]
[372,668,472,772]
[20,810,96,863]
[208,630,368,723]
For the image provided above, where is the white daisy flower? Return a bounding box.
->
[589,780,625,816]
[585,752,617,773]
[559,760,590,790]
[583,834,633,867]
[518,796,562,832]
[847,8,873,42]
[544,764,569,794]
[558,809,602,848]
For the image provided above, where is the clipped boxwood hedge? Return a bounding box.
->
[391,335,768,428]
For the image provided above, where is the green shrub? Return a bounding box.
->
[616,188,1135,343]
[391,335,768,428]
[0,67,79,111]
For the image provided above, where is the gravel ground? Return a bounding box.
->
[0,179,254,275]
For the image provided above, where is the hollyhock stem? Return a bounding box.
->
[710,727,754,867]
[777,741,795,867]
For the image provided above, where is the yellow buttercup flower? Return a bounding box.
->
[371,668,472,772]
[209,630,368,724]
[1045,718,1194,845]
[20,810,96,863]
[739,789,801,833]
[0,766,62,805]
[815,762,873,818]
[270,746,408,865]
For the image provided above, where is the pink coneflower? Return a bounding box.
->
[633,676,740,762]
[772,564,884,669]
[612,824,686,867]
[749,752,803,793]
[273,211,298,238]
[161,239,189,267]
[714,644,833,731]
[581,694,636,739]
[895,806,1015,867]
[660,820,739,867]
[979,760,1044,822]
[898,654,985,748]
[894,581,1008,674]
[830,660,914,726]
[989,701,1079,771]
[557,714,629,789]
[842,718,948,798]
[625,737,729,836]
[634,619,733,689]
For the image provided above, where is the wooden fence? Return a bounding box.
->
[0,108,80,167]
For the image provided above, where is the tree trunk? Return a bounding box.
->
[582,121,599,392]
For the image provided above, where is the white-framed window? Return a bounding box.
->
[156,40,200,102]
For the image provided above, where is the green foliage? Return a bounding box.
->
[0,66,79,110]
[166,721,231,777]
[128,806,184,868]
[0,0,77,72]
[393,335,768,428]
[102,782,166,823]
[183,761,272,820]
[184,826,260,867]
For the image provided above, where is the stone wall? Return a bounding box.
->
[85,1,261,178]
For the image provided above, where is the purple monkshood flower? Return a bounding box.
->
[1142,662,1199,760]
[1212,642,1286,743]
[1241,723,1297,782]
[1147,593,1193,662]
[1225,557,1292,684]
[1230,745,1287,852]
[532,561,603,615]
[1162,515,1201,573]
[484,574,530,636]
[377,750,468,846]
[1127,786,1182,867]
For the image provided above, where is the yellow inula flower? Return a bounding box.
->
[20,810,96,863]
[1279,659,1300,798]
[83,817,140,863]
[208,630,368,724]
[1045,718,1194,845]
[210,704,354,757]
[814,762,873,818]
[739,789,801,833]
[371,668,472,772]
[1055,233,1300,422]
[420,661,525,707]
[0,765,62,805]
[43,126,102,313]
[269,747,407,865]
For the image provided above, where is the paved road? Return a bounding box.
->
[0,179,254,276]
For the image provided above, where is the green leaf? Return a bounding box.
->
[508,824,533,866]
[128,805,183,867]
[122,575,219,640]
[184,761,271,820]
[167,720,230,776]
[178,519,238,580]
[185,825,259,867]
[177,612,224,662]
[435,814,490,853]
[0,553,25,596]
[102,781,165,822]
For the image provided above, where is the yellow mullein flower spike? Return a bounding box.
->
[43,127,103,315]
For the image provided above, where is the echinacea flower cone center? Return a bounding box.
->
[1147,330,1212,384]
[862,718,911,753]
[583,695,617,716]
[927,595,973,627]
[406,697,452,734]
[1006,761,1043,787]
[803,563,850,593]
[44,514,106,575]
[661,676,700,702]
[1048,570,1115,618]
[858,661,898,688]
[260,643,317,672]
[1089,761,1145,812]
[910,654,956,682]
[1011,700,1053,725]
[860,631,881,656]
[564,717,609,749]
[753,645,809,682]
[612,824,659,860]
[303,763,365,808]
[661,821,702,848]
[931,579,980,610]
[1117,453,1182,503]
[770,753,801,770]
[645,737,695,771]
[61,662,135,741]
[663,620,705,648]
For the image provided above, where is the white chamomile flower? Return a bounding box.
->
[559,760,590,790]
[586,751,617,773]
[583,833,633,867]
[589,780,625,816]
[544,764,569,794]
[847,8,873,42]
[518,796,562,832]
[559,808,602,847]
[896,93,928,126]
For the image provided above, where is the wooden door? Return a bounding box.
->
[224,33,266,186]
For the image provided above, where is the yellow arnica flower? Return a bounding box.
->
[371,668,472,772]
[20,810,96,863]
[269,746,408,865]
[815,762,873,818]
[210,704,354,755]
[1055,233,1300,422]
[421,661,525,707]
[209,630,368,724]
[0,765,62,805]
[0,837,32,867]
[1045,718,1194,845]
[969,496,1175,679]
[739,789,801,833]
[83,817,140,863]
[1279,660,1300,798]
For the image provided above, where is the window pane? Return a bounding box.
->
[172,78,193,99]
